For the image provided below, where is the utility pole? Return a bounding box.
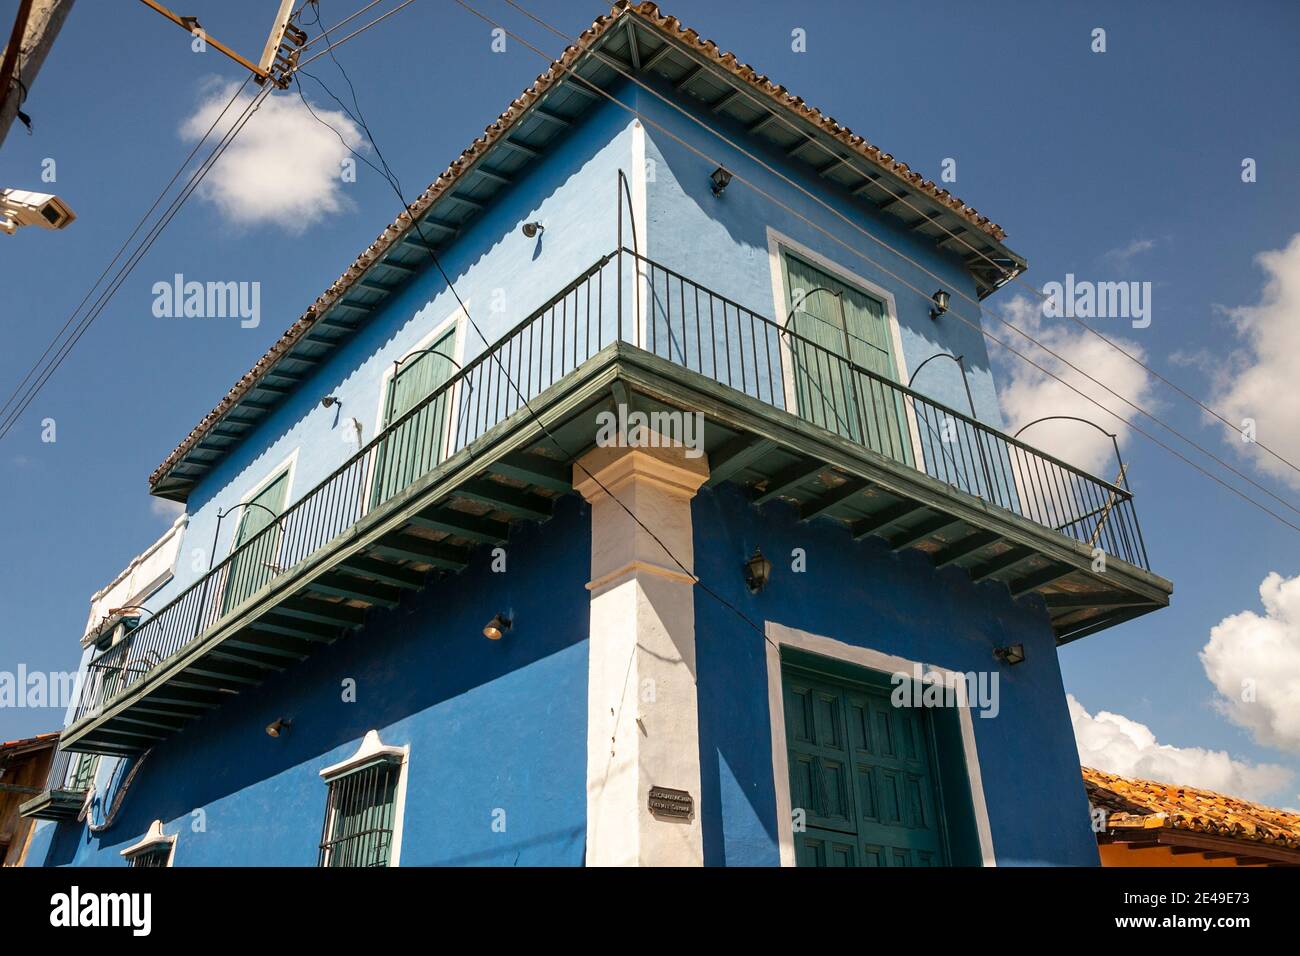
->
[0,0,77,150]
[136,0,306,89]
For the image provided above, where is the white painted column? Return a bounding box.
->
[575,441,709,866]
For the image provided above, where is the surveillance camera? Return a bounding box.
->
[0,189,77,236]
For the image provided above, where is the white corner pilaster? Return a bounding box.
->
[575,440,709,866]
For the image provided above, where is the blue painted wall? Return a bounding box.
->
[27,495,591,867]
[692,483,1098,867]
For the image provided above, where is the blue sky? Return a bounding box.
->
[2,1,1298,801]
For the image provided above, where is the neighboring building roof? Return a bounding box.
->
[149,1,1026,502]
[1084,766,1300,852]
[0,732,60,758]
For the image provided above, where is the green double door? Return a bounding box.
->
[782,252,913,466]
[783,661,950,867]
[371,330,457,506]
[223,468,290,614]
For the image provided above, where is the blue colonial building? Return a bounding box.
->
[22,2,1170,867]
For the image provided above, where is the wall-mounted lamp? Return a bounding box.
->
[521,221,545,238]
[321,395,340,409]
[743,548,773,594]
[929,289,950,320]
[483,614,512,641]
[710,166,733,197]
[993,643,1026,666]
[265,717,293,738]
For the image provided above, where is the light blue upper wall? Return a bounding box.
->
[141,93,640,614]
[635,78,1008,428]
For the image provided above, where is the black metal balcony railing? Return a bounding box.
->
[70,247,1147,725]
[41,747,96,794]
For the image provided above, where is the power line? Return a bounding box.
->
[0,83,274,442]
[0,74,254,430]
[502,0,1300,484]
[292,16,778,649]
[454,0,1300,535]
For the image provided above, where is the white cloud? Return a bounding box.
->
[180,81,365,233]
[1102,238,1156,263]
[1201,571,1300,753]
[992,294,1156,479]
[1208,233,1300,490]
[1069,694,1292,802]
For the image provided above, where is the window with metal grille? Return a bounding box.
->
[127,845,172,868]
[318,757,401,867]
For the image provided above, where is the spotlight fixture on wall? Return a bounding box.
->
[743,548,773,594]
[929,289,950,320]
[265,717,293,738]
[992,643,1026,666]
[320,395,340,409]
[521,221,545,238]
[710,166,733,197]
[483,614,512,641]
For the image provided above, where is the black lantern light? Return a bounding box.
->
[710,165,733,197]
[521,221,545,238]
[743,548,773,594]
[265,717,293,738]
[929,289,950,320]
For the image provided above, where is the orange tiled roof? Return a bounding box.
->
[1083,766,1300,851]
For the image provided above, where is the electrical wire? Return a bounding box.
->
[0,74,254,432]
[289,16,779,650]
[0,83,274,442]
[503,0,1300,484]
[451,0,1300,535]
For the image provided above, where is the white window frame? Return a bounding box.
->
[764,620,996,867]
[364,306,468,510]
[765,227,926,466]
[120,819,177,867]
[318,729,411,868]
[226,448,299,560]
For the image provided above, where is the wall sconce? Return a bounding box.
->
[521,221,545,238]
[929,289,950,320]
[993,643,1025,666]
[320,395,340,409]
[483,614,512,640]
[710,166,733,197]
[265,717,293,738]
[743,548,772,594]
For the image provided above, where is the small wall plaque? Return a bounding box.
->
[648,786,693,819]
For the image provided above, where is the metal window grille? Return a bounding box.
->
[318,758,400,868]
[127,845,171,868]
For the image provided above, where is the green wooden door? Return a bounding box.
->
[372,330,457,506]
[782,252,913,466]
[222,468,289,613]
[783,661,949,867]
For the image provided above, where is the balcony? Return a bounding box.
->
[60,247,1171,756]
[18,747,96,820]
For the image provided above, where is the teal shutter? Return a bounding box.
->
[782,252,913,465]
[783,661,950,867]
[372,330,456,506]
[222,468,289,613]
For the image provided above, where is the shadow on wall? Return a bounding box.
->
[36,495,593,867]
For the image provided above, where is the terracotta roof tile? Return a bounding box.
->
[1084,766,1300,850]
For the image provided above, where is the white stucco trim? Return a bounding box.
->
[765,227,926,465]
[120,819,176,866]
[319,729,411,868]
[226,447,299,561]
[763,621,996,867]
[82,514,188,646]
[630,120,650,348]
